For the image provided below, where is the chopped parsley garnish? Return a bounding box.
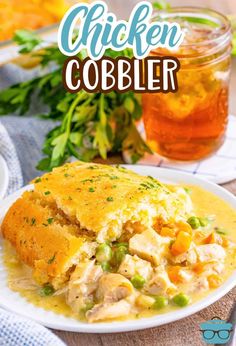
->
[112,185,117,189]
[82,179,94,183]
[47,218,54,225]
[147,176,161,185]
[110,175,119,180]
[68,196,72,200]
[31,218,36,226]
[215,227,227,235]
[184,187,192,194]
[35,178,42,183]
[89,187,95,192]
[44,191,51,195]
[23,217,29,223]
[116,166,128,172]
[47,254,56,264]
[64,173,70,177]
[140,181,161,190]
[88,165,99,170]
[140,183,153,189]
[107,196,113,202]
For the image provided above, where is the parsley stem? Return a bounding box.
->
[99,93,106,126]
[64,91,86,136]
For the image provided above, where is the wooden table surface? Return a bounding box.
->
[54,1,236,345]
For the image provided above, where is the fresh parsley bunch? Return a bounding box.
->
[0,31,152,171]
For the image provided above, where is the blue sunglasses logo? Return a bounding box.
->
[200,317,233,344]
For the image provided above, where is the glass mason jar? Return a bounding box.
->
[142,8,232,161]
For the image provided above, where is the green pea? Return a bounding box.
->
[96,244,112,263]
[80,302,94,314]
[114,242,129,249]
[39,284,55,297]
[101,262,111,272]
[184,187,192,195]
[187,216,201,229]
[131,275,146,289]
[114,246,128,264]
[172,293,190,307]
[152,296,168,310]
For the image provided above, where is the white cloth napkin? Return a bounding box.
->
[0,308,66,346]
[0,122,23,195]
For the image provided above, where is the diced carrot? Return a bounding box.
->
[204,232,216,244]
[160,227,176,238]
[153,218,164,232]
[204,232,223,245]
[168,266,183,283]
[194,230,209,243]
[170,231,192,256]
[193,262,207,274]
[175,221,193,235]
[221,237,230,248]
[207,274,223,289]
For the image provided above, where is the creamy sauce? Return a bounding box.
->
[2,185,236,322]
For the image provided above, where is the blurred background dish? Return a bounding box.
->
[0,0,89,42]
[0,0,89,65]
[0,0,68,42]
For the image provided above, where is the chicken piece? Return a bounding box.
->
[86,299,132,322]
[187,276,209,294]
[118,254,153,280]
[172,243,226,266]
[195,244,226,263]
[67,260,103,312]
[171,243,198,265]
[171,250,197,265]
[96,273,134,303]
[194,261,225,276]
[179,269,194,282]
[129,228,169,266]
[206,262,224,275]
[145,266,177,296]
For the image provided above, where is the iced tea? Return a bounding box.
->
[142,8,232,161]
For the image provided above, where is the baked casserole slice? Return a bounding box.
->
[5,162,229,323]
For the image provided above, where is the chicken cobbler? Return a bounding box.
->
[1,162,236,322]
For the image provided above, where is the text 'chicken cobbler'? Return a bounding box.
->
[1,162,236,322]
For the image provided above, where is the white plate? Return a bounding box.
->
[0,166,236,333]
[0,155,9,199]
